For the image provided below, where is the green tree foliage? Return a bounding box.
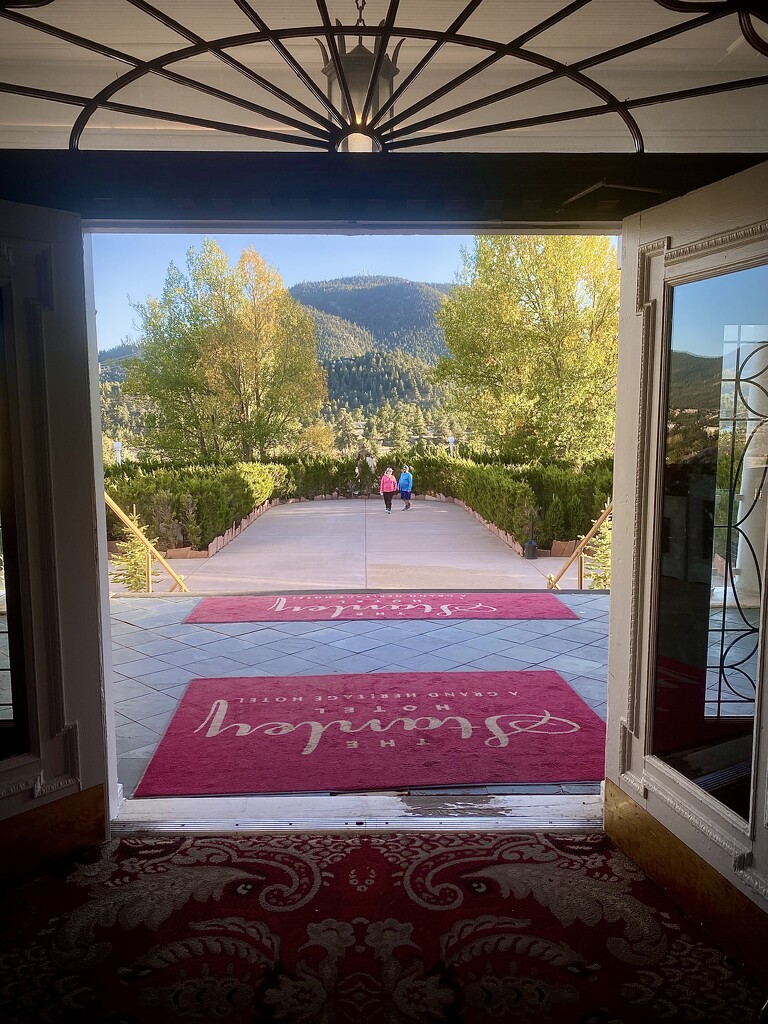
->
[110,510,161,593]
[436,236,620,464]
[306,308,374,360]
[99,381,146,445]
[584,505,612,590]
[293,421,337,456]
[324,349,444,413]
[125,240,327,461]
[98,340,139,383]
[334,408,359,454]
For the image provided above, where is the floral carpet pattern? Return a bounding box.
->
[0,832,763,1023]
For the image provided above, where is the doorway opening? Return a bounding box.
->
[90,230,614,829]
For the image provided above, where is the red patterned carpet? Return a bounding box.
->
[0,832,763,1023]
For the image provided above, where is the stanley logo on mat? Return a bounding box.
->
[134,672,606,796]
[194,697,581,756]
[266,595,501,619]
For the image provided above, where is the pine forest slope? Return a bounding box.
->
[325,350,445,412]
[290,275,450,364]
[100,276,453,427]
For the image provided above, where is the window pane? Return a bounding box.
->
[652,263,768,821]
[0,289,30,760]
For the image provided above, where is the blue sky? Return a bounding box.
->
[671,263,768,358]
[90,233,473,350]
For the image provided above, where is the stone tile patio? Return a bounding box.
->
[111,591,609,798]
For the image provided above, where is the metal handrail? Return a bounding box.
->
[546,501,613,591]
[105,492,190,594]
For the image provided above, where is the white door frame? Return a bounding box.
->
[0,201,108,841]
[607,160,768,911]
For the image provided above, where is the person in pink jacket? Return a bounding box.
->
[379,466,398,514]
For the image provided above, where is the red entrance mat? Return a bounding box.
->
[185,591,578,623]
[134,671,605,797]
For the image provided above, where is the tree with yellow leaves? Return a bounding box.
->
[436,236,619,465]
[126,240,326,460]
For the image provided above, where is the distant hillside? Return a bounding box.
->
[98,341,139,383]
[290,275,450,364]
[325,350,444,411]
[99,276,453,424]
[668,351,722,411]
[309,308,375,360]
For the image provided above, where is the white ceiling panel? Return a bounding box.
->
[0,0,765,153]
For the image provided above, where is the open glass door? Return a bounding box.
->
[652,265,768,823]
[607,161,768,922]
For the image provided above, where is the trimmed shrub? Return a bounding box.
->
[103,451,612,553]
[104,461,284,549]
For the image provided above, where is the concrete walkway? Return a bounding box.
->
[113,498,581,594]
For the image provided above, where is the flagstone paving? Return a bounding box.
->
[111,591,609,798]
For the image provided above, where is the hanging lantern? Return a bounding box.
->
[317,1,402,152]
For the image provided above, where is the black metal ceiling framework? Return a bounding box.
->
[0,0,767,154]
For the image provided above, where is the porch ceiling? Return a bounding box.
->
[0,1,766,155]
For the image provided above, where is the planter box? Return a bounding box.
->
[165,546,191,559]
[552,539,578,557]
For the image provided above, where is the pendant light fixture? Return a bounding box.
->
[317,0,402,152]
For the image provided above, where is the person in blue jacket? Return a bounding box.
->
[398,465,413,511]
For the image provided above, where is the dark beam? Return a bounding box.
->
[0,151,763,228]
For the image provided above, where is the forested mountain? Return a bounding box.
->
[668,351,722,411]
[290,276,450,364]
[310,308,375,360]
[99,341,139,382]
[325,350,445,412]
[99,276,455,447]
[665,351,724,464]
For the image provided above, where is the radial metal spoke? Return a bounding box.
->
[0,80,89,106]
[383,6,731,147]
[99,97,329,147]
[574,7,735,71]
[230,0,346,126]
[360,0,400,125]
[627,74,768,109]
[0,6,333,149]
[383,0,595,133]
[70,63,330,150]
[385,101,620,150]
[124,0,331,129]
[0,78,328,147]
[369,0,485,130]
[0,7,135,65]
[156,68,329,137]
[316,0,355,124]
[1,0,765,156]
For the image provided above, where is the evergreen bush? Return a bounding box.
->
[111,510,161,592]
[105,461,283,549]
[583,505,612,590]
[103,451,612,553]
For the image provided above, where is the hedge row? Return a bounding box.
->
[104,451,612,551]
[379,453,611,546]
[104,462,286,550]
